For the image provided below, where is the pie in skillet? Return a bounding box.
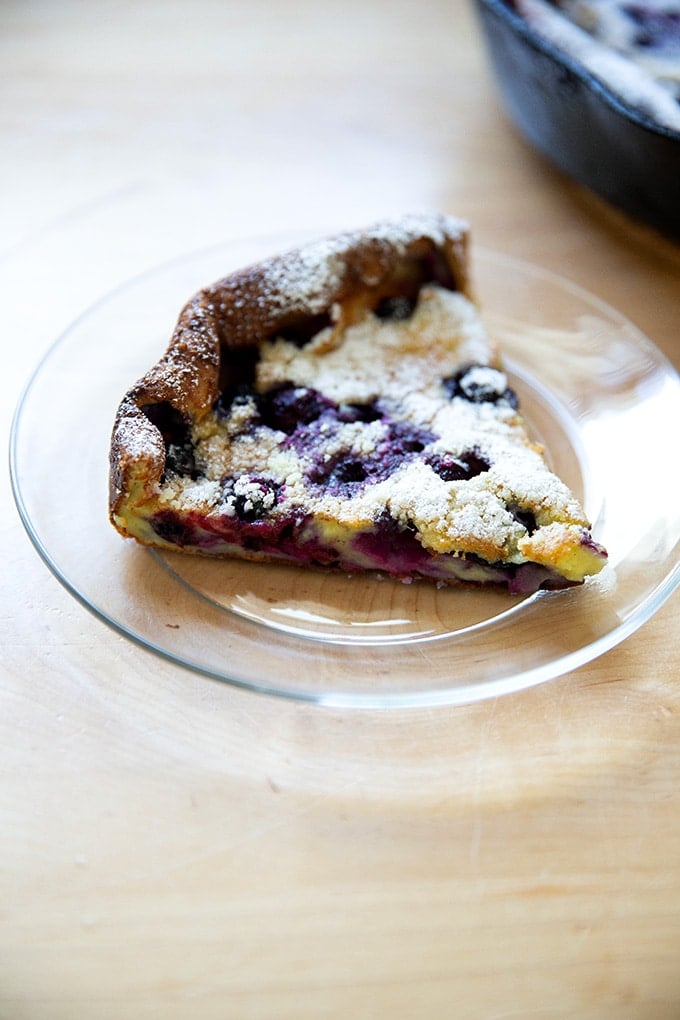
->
[515,0,680,133]
[109,214,607,594]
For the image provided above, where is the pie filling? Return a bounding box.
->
[118,281,608,594]
[142,506,583,595]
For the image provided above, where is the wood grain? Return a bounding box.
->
[2,1,679,1017]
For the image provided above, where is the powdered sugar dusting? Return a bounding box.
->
[257,287,487,403]
[261,240,345,312]
[254,212,468,311]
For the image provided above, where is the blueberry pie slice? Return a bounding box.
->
[109,214,607,594]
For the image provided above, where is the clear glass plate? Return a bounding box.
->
[10,234,680,707]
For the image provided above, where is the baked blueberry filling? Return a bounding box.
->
[387,419,435,457]
[150,510,198,547]
[339,401,384,423]
[623,5,680,51]
[426,447,491,481]
[443,364,519,409]
[306,450,370,494]
[507,502,538,535]
[353,512,428,573]
[214,383,260,426]
[306,453,367,494]
[148,505,580,593]
[222,476,282,522]
[374,295,418,320]
[258,384,335,435]
[142,402,202,480]
[304,417,436,496]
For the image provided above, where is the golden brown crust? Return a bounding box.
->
[109,214,471,524]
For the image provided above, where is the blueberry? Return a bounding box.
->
[443,364,518,409]
[426,447,490,481]
[507,503,538,535]
[307,453,367,493]
[306,417,435,496]
[214,382,260,420]
[258,384,336,435]
[151,511,195,546]
[223,476,280,522]
[353,510,426,573]
[369,248,461,325]
[165,441,199,478]
[374,295,417,321]
[142,402,201,480]
[339,401,383,423]
[623,5,680,50]
[388,420,434,455]
[332,459,368,484]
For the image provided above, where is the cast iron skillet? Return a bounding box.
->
[473,0,680,240]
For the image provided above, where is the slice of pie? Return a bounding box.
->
[109,213,607,594]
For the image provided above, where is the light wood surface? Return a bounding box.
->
[2,2,679,1017]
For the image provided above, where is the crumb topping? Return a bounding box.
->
[157,284,588,562]
[256,288,490,403]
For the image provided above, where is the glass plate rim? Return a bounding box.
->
[9,236,680,709]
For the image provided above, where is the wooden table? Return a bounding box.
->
[3,2,679,1016]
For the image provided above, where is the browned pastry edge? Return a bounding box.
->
[109,214,471,522]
